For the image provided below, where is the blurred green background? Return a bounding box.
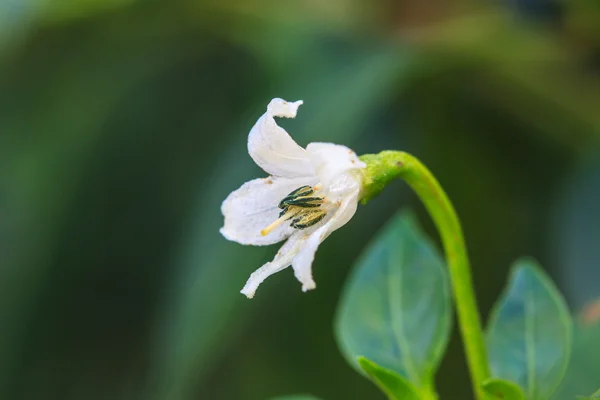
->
[1,1,600,399]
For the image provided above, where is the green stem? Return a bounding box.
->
[360,151,491,400]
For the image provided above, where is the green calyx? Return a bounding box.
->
[359,150,408,204]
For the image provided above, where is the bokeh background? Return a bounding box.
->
[1,1,599,399]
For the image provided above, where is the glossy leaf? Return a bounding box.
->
[358,357,420,400]
[486,259,572,400]
[270,395,322,400]
[482,378,526,400]
[336,211,451,390]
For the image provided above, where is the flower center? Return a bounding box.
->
[261,185,327,236]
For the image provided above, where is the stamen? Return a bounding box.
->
[261,185,328,237]
[291,209,326,229]
[278,185,313,208]
[283,197,323,207]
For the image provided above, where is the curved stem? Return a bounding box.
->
[360,151,491,400]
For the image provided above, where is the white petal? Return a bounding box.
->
[220,176,317,246]
[306,142,366,191]
[291,187,360,292]
[247,98,315,178]
[240,233,303,299]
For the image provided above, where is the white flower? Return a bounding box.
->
[220,98,366,299]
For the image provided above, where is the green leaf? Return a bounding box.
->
[270,395,322,400]
[336,211,452,391]
[552,319,600,399]
[482,378,526,400]
[486,259,573,400]
[358,357,420,400]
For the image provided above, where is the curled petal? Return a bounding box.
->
[247,98,315,178]
[306,142,366,192]
[291,187,360,292]
[220,176,316,246]
[240,234,303,299]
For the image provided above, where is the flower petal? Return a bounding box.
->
[247,98,315,178]
[291,187,360,292]
[240,233,303,299]
[306,142,366,191]
[220,176,317,246]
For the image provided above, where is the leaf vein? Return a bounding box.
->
[387,239,421,387]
